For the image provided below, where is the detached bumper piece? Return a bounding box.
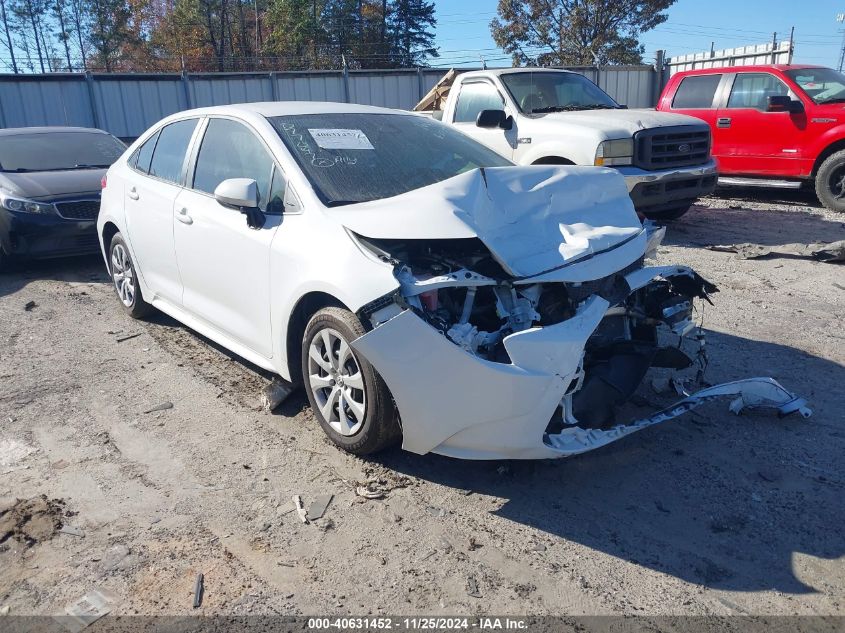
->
[545,377,812,457]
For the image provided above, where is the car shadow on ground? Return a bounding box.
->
[372,329,845,595]
[711,185,823,208]
[0,254,107,299]
[666,201,845,249]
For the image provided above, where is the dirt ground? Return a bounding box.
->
[1,187,843,619]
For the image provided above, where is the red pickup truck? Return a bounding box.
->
[657,65,845,212]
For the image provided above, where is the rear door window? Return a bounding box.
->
[133,131,159,174]
[672,75,722,109]
[727,73,792,110]
[453,82,505,123]
[148,119,198,184]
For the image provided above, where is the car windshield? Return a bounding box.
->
[269,113,512,206]
[0,131,125,173]
[500,71,620,113]
[786,68,845,104]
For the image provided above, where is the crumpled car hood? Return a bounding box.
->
[325,165,644,278]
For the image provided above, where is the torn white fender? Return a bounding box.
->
[351,296,610,459]
[545,377,812,457]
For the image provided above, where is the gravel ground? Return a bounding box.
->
[0,187,843,619]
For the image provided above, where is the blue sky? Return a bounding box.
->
[432,0,844,68]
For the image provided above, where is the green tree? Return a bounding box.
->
[86,0,133,70]
[387,0,435,67]
[491,0,675,66]
[264,0,323,68]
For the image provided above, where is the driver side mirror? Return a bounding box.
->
[767,95,804,114]
[476,109,513,130]
[214,178,265,229]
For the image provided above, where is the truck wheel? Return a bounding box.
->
[301,307,400,455]
[641,203,693,223]
[815,150,845,212]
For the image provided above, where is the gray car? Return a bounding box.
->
[0,126,126,271]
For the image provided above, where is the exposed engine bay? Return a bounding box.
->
[357,234,718,431]
[341,165,810,460]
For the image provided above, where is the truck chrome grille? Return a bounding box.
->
[55,200,100,221]
[634,126,711,170]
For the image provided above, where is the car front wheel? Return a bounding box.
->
[109,234,153,319]
[301,307,400,455]
[815,150,845,213]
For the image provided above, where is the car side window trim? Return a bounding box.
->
[128,117,200,188]
[725,72,795,111]
[184,114,290,213]
[452,79,506,124]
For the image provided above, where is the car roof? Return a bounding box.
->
[166,101,413,119]
[672,64,826,78]
[0,126,112,137]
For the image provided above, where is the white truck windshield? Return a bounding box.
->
[500,72,620,113]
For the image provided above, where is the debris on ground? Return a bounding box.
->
[260,379,295,411]
[57,588,113,632]
[0,438,37,472]
[354,473,412,500]
[306,494,333,521]
[465,576,482,598]
[0,496,64,547]
[58,525,85,537]
[707,240,845,263]
[102,544,132,571]
[0,605,9,615]
[292,495,308,524]
[193,573,204,608]
[23,301,37,312]
[115,332,142,343]
[143,401,173,414]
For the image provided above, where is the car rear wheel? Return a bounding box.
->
[301,307,400,455]
[815,150,845,213]
[641,202,693,222]
[109,234,153,319]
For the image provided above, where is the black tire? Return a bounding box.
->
[641,202,693,223]
[301,307,400,455]
[814,150,845,212]
[108,233,153,319]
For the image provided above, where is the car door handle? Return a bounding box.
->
[127,186,139,200]
[176,207,193,225]
[717,117,732,128]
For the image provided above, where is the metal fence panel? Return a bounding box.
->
[0,65,662,138]
[92,77,186,139]
[189,74,274,107]
[0,77,93,128]
[274,72,346,102]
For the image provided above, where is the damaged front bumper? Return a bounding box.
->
[351,266,812,460]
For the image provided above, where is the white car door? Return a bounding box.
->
[172,117,283,358]
[123,118,199,304]
[449,80,516,160]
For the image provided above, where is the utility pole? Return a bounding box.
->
[837,13,845,71]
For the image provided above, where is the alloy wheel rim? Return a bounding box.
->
[307,327,366,436]
[111,244,135,307]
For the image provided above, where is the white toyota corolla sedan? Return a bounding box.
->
[97,102,810,460]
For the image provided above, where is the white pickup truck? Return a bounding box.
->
[416,68,718,221]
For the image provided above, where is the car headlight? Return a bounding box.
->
[595,139,633,166]
[0,193,56,215]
